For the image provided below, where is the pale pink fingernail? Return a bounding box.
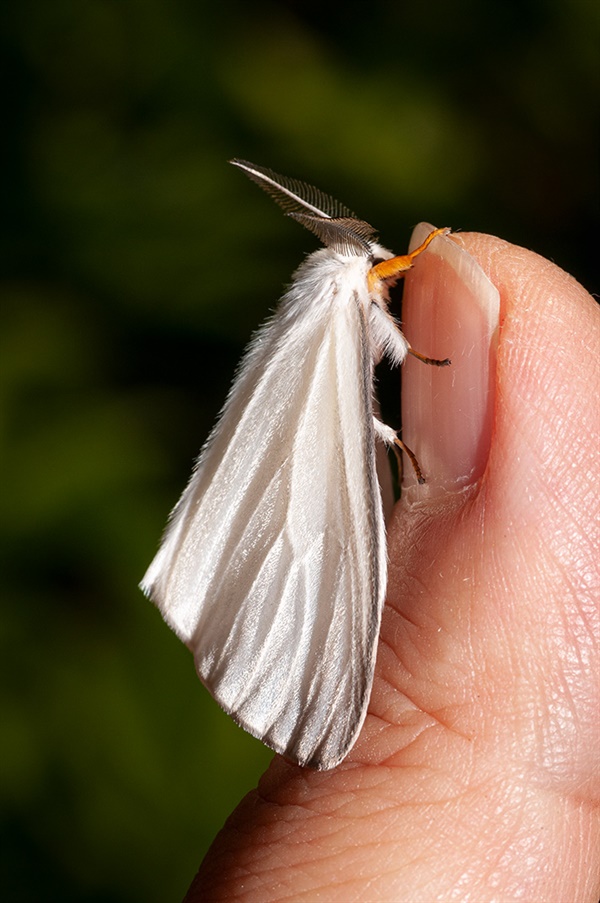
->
[401,223,500,500]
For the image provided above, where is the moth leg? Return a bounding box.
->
[369,289,451,368]
[368,226,450,289]
[369,303,410,367]
[373,417,425,485]
[368,226,452,368]
[408,346,451,367]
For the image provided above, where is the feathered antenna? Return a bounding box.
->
[230,159,378,256]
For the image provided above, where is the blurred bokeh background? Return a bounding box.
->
[2,0,598,900]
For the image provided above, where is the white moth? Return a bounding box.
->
[141,160,450,770]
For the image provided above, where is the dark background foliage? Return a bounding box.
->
[1,1,597,899]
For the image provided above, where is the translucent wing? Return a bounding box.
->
[142,252,387,769]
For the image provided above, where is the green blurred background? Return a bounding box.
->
[2,0,597,900]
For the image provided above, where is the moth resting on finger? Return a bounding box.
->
[141,160,451,770]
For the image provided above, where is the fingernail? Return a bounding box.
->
[401,224,500,499]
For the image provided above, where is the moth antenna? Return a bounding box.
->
[230,159,355,219]
[231,159,378,256]
[288,213,377,256]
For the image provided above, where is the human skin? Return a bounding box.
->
[185,233,599,902]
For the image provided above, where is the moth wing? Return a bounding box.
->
[143,268,386,769]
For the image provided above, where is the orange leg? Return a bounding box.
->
[369,226,452,367]
[368,226,450,288]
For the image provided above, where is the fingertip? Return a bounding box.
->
[450,232,599,518]
[401,227,598,524]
